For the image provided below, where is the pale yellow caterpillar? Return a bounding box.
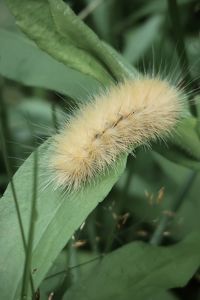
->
[48,75,185,191]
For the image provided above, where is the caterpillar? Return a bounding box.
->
[48,75,185,192]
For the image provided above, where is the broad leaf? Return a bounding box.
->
[5,0,112,85]
[48,0,138,81]
[6,0,138,84]
[0,140,127,300]
[0,29,100,101]
[64,233,200,300]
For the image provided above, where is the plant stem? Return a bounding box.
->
[104,162,133,252]
[0,121,27,248]
[0,122,35,297]
[44,255,103,281]
[0,78,13,164]
[55,239,79,298]
[21,130,38,299]
[87,210,99,253]
[51,102,58,133]
[150,171,197,245]
[0,81,36,298]
[79,0,105,20]
[167,0,197,116]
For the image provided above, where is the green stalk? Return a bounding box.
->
[0,121,35,296]
[44,255,102,281]
[0,78,12,163]
[0,123,27,251]
[150,171,197,245]
[54,239,79,298]
[51,102,58,133]
[21,143,38,298]
[167,0,197,116]
[87,210,99,253]
[104,164,133,252]
[67,239,79,284]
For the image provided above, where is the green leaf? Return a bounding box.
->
[194,96,200,138]
[82,0,119,44]
[123,15,163,63]
[172,117,200,160]
[0,140,127,299]
[152,153,200,240]
[82,0,112,42]
[39,250,68,299]
[155,117,200,170]
[48,0,138,81]
[151,291,178,300]
[157,145,200,171]
[5,0,112,85]
[5,0,139,84]
[40,249,99,299]
[0,29,100,101]
[173,172,200,239]
[63,233,200,300]
[129,0,196,20]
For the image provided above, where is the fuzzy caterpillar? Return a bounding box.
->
[49,76,184,191]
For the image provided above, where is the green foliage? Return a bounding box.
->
[5,0,137,84]
[0,0,200,299]
[5,0,110,85]
[123,15,163,63]
[64,233,200,300]
[155,117,200,170]
[0,140,126,299]
[0,29,100,101]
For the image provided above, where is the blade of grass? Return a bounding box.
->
[44,255,103,281]
[53,239,79,299]
[0,78,12,163]
[167,0,197,116]
[150,171,197,245]
[78,0,105,20]
[104,165,133,252]
[20,123,38,299]
[51,103,59,133]
[67,239,79,285]
[86,211,100,253]
[0,123,26,247]
[20,149,38,299]
[0,119,35,295]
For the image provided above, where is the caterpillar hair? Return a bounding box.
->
[48,75,185,192]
